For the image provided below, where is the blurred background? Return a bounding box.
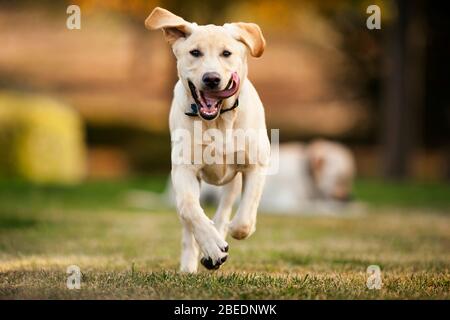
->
[0,0,449,300]
[0,0,448,184]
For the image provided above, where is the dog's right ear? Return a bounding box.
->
[224,22,266,57]
[145,7,193,45]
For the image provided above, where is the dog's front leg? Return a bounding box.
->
[172,165,229,271]
[229,166,267,240]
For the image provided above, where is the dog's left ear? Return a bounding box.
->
[145,7,193,45]
[225,22,266,57]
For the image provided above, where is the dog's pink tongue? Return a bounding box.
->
[203,72,240,99]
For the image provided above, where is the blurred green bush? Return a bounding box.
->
[0,92,86,184]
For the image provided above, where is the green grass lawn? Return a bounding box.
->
[0,177,449,299]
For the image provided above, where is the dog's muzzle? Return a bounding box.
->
[188,72,240,120]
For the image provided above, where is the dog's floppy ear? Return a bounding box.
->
[225,22,266,57]
[306,141,325,176]
[145,7,192,45]
[310,155,324,174]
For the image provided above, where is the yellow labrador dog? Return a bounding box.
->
[145,7,270,272]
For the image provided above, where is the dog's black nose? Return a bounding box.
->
[202,72,221,89]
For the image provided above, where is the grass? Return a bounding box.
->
[0,177,449,299]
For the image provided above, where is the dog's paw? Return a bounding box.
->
[228,219,255,240]
[193,221,229,270]
[198,239,228,270]
[200,253,228,270]
[180,255,199,273]
[180,264,198,273]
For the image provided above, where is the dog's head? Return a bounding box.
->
[306,140,356,202]
[145,7,265,121]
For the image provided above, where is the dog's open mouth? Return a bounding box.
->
[188,72,240,120]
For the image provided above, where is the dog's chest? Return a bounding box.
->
[199,164,238,186]
[195,120,246,185]
[197,147,245,186]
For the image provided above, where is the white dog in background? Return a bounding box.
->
[192,140,356,214]
[261,140,356,213]
[145,7,270,272]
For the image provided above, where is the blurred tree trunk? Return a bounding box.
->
[381,0,426,180]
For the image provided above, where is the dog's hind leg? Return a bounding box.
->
[172,165,229,271]
[213,173,242,238]
[180,224,200,273]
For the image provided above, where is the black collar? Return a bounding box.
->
[185,98,239,117]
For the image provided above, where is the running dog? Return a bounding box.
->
[145,7,269,272]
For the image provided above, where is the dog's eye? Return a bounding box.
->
[189,49,202,57]
[222,50,232,57]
